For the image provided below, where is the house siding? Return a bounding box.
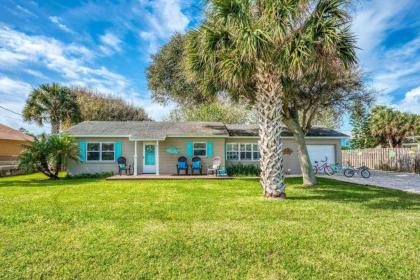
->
[226,137,341,175]
[157,137,225,174]
[0,139,31,160]
[67,137,226,175]
[67,137,136,176]
[67,136,341,176]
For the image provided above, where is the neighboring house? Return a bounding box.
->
[340,131,352,148]
[66,121,348,176]
[402,136,420,149]
[0,123,33,161]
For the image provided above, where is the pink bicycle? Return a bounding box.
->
[313,157,334,176]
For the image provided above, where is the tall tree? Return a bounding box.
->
[147,33,213,106]
[281,67,371,186]
[369,106,418,147]
[187,0,356,199]
[23,83,81,134]
[70,87,150,124]
[167,99,256,123]
[350,99,376,149]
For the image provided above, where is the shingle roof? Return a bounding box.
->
[226,124,349,137]
[66,121,229,139]
[66,121,349,139]
[0,123,33,141]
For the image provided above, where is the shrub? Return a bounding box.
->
[19,134,78,180]
[66,172,114,179]
[226,163,260,177]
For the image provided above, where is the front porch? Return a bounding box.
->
[106,174,233,180]
[129,137,224,176]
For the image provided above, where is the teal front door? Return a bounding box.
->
[143,143,156,173]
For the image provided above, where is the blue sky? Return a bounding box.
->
[0,0,419,134]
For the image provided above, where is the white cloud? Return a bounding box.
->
[0,25,142,131]
[0,76,32,100]
[24,69,48,80]
[397,87,420,114]
[49,16,73,33]
[0,76,46,134]
[0,25,127,94]
[99,32,122,55]
[16,5,35,17]
[137,0,190,54]
[352,0,407,58]
[351,0,420,107]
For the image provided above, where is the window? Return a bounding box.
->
[226,143,260,161]
[253,144,261,160]
[240,144,253,160]
[87,143,100,161]
[193,142,206,156]
[87,142,115,161]
[101,143,115,161]
[226,143,239,160]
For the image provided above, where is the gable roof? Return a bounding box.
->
[0,123,33,141]
[226,124,349,137]
[66,121,229,140]
[66,121,349,139]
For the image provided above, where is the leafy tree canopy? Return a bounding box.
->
[166,98,256,124]
[147,33,213,106]
[68,87,150,126]
[350,99,376,149]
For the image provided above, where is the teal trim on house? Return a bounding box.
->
[186,141,193,157]
[79,141,86,162]
[115,141,122,161]
[207,141,214,158]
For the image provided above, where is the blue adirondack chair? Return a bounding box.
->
[191,156,202,175]
[176,156,188,175]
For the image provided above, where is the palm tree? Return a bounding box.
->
[19,134,79,179]
[23,83,81,134]
[370,106,418,147]
[186,0,356,199]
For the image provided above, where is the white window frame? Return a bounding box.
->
[193,142,207,157]
[86,142,115,162]
[226,143,260,161]
[226,143,239,160]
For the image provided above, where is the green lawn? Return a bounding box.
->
[0,174,419,279]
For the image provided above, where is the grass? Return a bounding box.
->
[0,174,419,279]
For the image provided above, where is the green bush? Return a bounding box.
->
[66,172,114,179]
[226,163,260,177]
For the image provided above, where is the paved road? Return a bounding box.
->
[322,170,420,194]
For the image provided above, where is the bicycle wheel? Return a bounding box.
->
[360,168,371,178]
[313,166,318,175]
[344,168,355,177]
[324,166,334,176]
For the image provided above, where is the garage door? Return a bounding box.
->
[307,145,335,164]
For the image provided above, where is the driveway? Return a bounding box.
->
[322,170,420,194]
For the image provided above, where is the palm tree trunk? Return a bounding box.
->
[51,121,60,134]
[283,118,317,186]
[256,63,286,199]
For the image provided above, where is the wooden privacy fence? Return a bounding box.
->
[342,148,420,174]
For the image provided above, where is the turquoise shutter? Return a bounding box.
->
[186,141,193,157]
[115,141,122,161]
[79,141,86,162]
[207,141,214,158]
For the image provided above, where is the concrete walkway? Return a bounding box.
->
[322,170,420,194]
